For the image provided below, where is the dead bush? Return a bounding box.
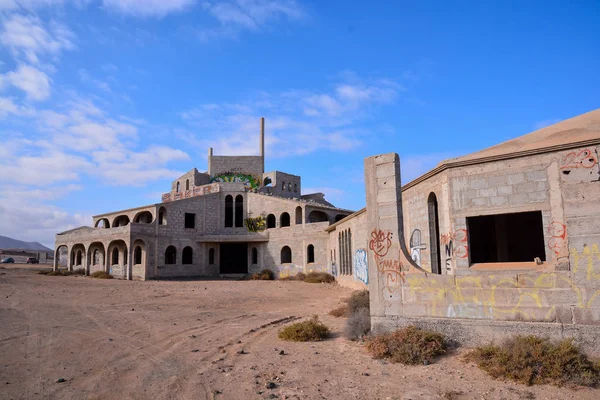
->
[329,305,348,318]
[90,271,114,279]
[280,272,306,281]
[37,269,72,276]
[278,315,330,342]
[252,269,275,280]
[345,307,371,340]
[72,268,85,275]
[465,335,600,387]
[303,272,335,283]
[366,326,447,365]
[347,290,370,314]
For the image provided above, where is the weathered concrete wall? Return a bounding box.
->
[328,210,369,290]
[366,150,600,353]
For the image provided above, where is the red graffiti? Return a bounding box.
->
[441,229,469,259]
[369,229,393,258]
[560,148,598,169]
[548,221,566,256]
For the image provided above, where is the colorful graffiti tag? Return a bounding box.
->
[560,148,598,170]
[162,183,219,202]
[440,228,468,271]
[353,249,368,284]
[548,221,566,257]
[369,229,406,295]
[409,229,426,266]
[210,173,261,190]
[244,216,266,232]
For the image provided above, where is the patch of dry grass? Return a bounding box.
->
[278,315,330,342]
[328,305,348,317]
[90,271,114,279]
[366,326,447,365]
[251,269,275,280]
[465,335,600,387]
[37,269,72,276]
[303,272,335,283]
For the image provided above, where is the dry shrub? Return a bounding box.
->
[280,272,306,281]
[303,272,335,283]
[72,268,85,275]
[252,269,275,280]
[90,271,114,279]
[366,326,447,365]
[465,335,600,387]
[345,308,371,340]
[38,269,72,276]
[329,305,348,318]
[278,315,330,342]
[347,290,370,314]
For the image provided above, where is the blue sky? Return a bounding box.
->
[0,0,599,248]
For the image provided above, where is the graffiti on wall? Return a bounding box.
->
[244,216,266,232]
[572,244,600,282]
[548,221,567,257]
[162,183,219,202]
[353,249,368,284]
[560,148,598,170]
[210,173,261,190]
[440,228,468,271]
[369,229,407,295]
[409,229,427,266]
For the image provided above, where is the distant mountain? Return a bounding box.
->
[0,235,52,252]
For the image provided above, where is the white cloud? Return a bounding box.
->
[102,0,196,18]
[0,14,75,64]
[0,0,91,11]
[2,64,51,100]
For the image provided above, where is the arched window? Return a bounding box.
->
[288,183,292,191]
[252,247,258,264]
[338,232,342,275]
[158,207,167,225]
[134,211,153,223]
[307,244,315,263]
[112,247,119,265]
[182,246,193,264]
[225,195,233,227]
[294,183,298,193]
[76,250,82,266]
[428,192,442,274]
[93,249,100,265]
[281,246,292,264]
[295,206,302,225]
[134,246,142,265]
[281,181,286,190]
[176,182,180,193]
[264,177,272,186]
[235,195,243,227]
[113,215,130,227]
[165,245,177,264]
[308,210,329,223]
[266,214,276,229]
[208,248,215,265]
[185,179,190,191]
[341,231,346,275]
[348,229,353,275]
[280,212,290,227]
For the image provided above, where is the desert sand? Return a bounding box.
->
[0,265,597,400]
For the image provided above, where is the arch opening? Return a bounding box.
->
[280,212,290,227]
[113,215,130,227]
[308,210,329,223]
[95,218,110,228]
[295,206,303,225]
[165,245,177,265]
[225,195,233,227]
[158,207,167,225]
[307,244,315,263]
[235,195,243,227]
[266,214,276,229]
[281,246,292,264]
[182,246,193,264]
[134,211,153,224]
[428,192,442,275]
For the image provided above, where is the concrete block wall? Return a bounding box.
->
[367,149,600,352]
[328,210,369,290]
[208,155,264,180]
[261,171,301,198]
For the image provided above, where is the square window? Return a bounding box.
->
[185,213,196,229]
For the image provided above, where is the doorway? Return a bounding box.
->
[220,243,248,274]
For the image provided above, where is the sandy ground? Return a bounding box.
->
[0,265,598,400]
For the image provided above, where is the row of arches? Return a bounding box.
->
[339,229,352,275]
[264,208,344,229]
[164,245,194,265]
[280,181,298,193]
[95,210,155,228]
[280,244,315,264]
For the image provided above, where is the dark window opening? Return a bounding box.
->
[334,214,346,223]
[264,177,272,186]
[220,243,248,273]
[235,195,243,227]
[225,195,233,227]
[308,210,329,223]
[134,246,142,264]
[182,246,193,264]
[428,193,442,274]
[165,245,177,264]
[266,214,276,228]
[280,212,290,227]
[185,179,190,191]
[467,211,546,264]
[209,248,215,265]
[295,206,303,224]
[185,213,196,229]
[112,248,119,265]
[158,207,167,225]
[76,250,82,265]
[252,247,258,264]
[307,244,315,263]
[281,246,292,263]
[176,182,180,192]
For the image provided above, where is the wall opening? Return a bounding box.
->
[280,212,290,227]
[235,195,243,227]
[209,248,215,265]
[185,213,196,229]
[185,179,190,191]
[158,207,167,225]
[176,182,180,193]
[427,193,442,274]
[134,211,153,224]
[252,247,258,264]
[225,195,233,227]
[467,211,546,264]
[134,246,142,265]
[95,218,110,228]
[113,215,130,227]
[308,210,329,223]
[334,214,346,223]
[266,214,276,228]
[182,246,193,264]
[295,206,303,225]
[307,244,315,263]
[112,247,119,265]
[165,245,177,264]
[220,243,248,273]
[263,177,272,186]
[281,246,292,263]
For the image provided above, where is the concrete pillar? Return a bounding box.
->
[364,153,425,316]
[127,246,133,280]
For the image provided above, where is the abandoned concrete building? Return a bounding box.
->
[55,108,600,346]
[54,118,354,280]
